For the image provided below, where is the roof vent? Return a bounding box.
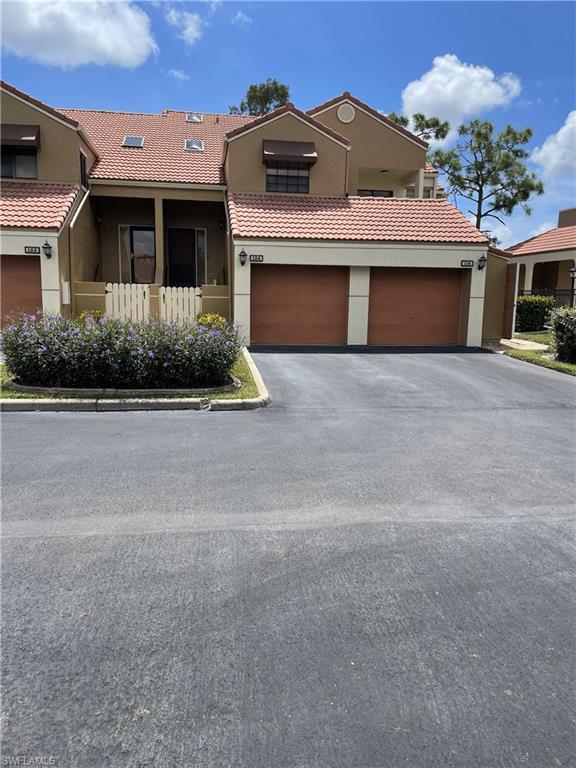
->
[122,135,144,148]
[337,103,355,124]
[185,139,204,152]
[186,112,203,123]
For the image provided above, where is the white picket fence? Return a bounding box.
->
[105,283,150,321]
[160,286,202,323]
[104,283,202,324]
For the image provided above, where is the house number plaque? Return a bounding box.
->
[25,246,41,254]
[250,255,264,263]
[460,260,474,268]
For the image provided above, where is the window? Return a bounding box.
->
[404,187,433,199]
[358,189,393,197]
[186,113,203,123]
[119,226,155,284]
[122,136,144,148]
[266,161,309,193]
[80,152,88,188]
[184,139,204,152]
[1,147,37,179]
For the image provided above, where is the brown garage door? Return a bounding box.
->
[1,254,42,322]
[251,265,349,345]
[368,267,463,345]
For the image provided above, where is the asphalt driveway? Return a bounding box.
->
[1,351,575,767]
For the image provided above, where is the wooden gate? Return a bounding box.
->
[105,283,150,321]
[160,286,202,323]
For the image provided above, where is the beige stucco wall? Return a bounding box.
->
[558,208,576,228]
[312,102,426,195]
[557,259,575,289]
[225,113,348,196]
[70,196,100,283]
[233,240,487,346]
[1,90,96,183]
[482,252,508,341]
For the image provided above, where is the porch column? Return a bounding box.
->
[154,196,164,285]
[524,261,534,292]
[347,267,370,344]
[415,168,425,198]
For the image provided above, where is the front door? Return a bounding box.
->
[167,228,196,287]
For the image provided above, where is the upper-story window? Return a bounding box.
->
[1,147,37,179]
[80,152,88,187]
[266,161,310,194]
[358,189,393,197]
[1,124,40,179]
[405,187,433,199]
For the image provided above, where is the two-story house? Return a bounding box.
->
[0,82,516,346]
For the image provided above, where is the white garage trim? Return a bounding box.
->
[0,231,61,313]
[233,240,488,347]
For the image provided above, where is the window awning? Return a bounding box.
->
[262,140,317,165]
[1,124,41,149]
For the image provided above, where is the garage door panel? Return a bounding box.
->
[251,265,348,345]
[368,267,462,345]
[1,254,42,322]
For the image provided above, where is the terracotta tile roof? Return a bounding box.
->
[1,80,78,128]
[225,104,351,146]
[507,225,576,256]
[425,162,438,174]
[228,194,487,244]
[307,92,428,149]
[58,108,253,185]
[0,182,82,230]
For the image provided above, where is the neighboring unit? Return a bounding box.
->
[507,209,576,307]
[0,83,514,346]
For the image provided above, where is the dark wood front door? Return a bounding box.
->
[167,228,196,287]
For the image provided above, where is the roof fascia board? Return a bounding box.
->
[90,178,227,191]
[312,99,427,150]
[226,111,351,150]
[232,237,488,250]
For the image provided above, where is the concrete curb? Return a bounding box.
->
[0,348,270,413]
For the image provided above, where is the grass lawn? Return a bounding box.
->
[504,349,576,376]
[0,352,260,400]
[515,331,553,346]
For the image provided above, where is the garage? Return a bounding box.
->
[250,264,349,345]
[1,254,42,322]
[368,267,463,345]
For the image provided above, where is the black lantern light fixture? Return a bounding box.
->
[477,253,487,270]
[42,241,52,258]
[239,249,247,266]
[569,263,576,309]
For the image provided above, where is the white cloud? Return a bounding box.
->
[167,68,189,81]
[165,7,203,46]
[1,0,157,69]
[531,112,576,179]
[401,54,521,140]
[232,10,252,27]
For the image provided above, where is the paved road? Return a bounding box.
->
[2,351,575,768]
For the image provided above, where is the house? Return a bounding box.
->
[506,209,576,306]
[0,82,515,346]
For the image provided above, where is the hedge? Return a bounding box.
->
[0,313,242,389]
[550,307,576,363]
[515,295,555,332]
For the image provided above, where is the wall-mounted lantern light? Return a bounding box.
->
[42,241,52,259]
[569,264,576,309]
[477,253,487,270]
[239,249,247,266]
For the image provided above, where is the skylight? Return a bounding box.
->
[122,136,144,148]
[186,113,203,123]
[185,139,204,152]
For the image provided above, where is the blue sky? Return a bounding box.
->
[2,1,575,246]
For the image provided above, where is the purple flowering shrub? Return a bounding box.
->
[1,314,242,388]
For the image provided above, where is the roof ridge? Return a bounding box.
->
[225,103,351,146]
[1,80,78,128]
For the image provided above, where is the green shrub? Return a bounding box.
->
[196,312,227,329]
[515,295,555,332]
[1,314,242,389]
[550,307,576,363]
